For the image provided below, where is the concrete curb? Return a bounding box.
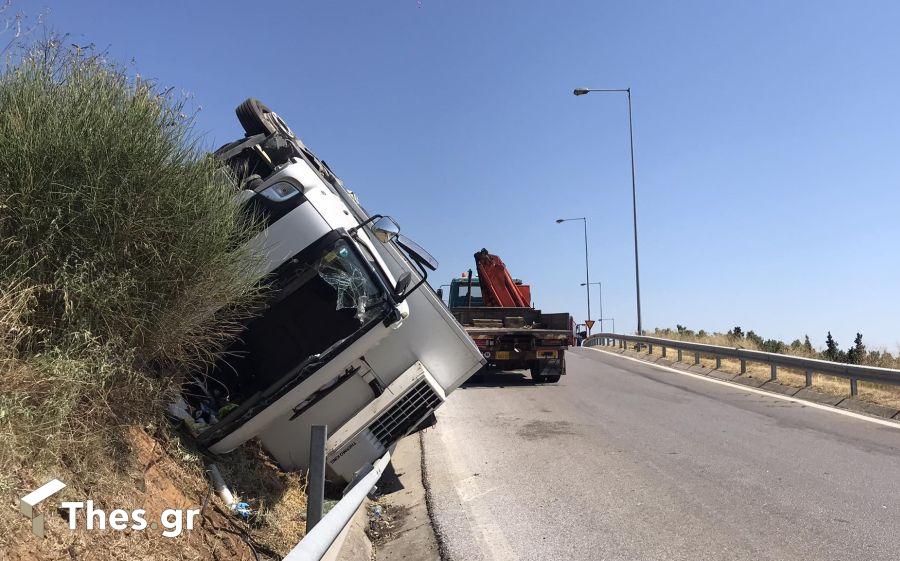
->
[836,397,900,419]
[793,388,844,406]
[731,374,766,388]
[372,433,440,561]
[707,369,738,382]
[760,381,802,396]
[334,499,374,561]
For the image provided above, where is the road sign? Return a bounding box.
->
[585,320,595,330]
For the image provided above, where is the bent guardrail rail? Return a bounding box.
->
[283,448,392,561]
[584,332,900,396]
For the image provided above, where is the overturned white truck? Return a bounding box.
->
[186,99,484,482]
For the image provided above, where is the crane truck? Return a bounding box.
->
[442,249,573,383]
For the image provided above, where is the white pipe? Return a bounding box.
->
[207,464,236,507]
[283,449,392,561]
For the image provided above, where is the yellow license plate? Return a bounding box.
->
[494,351,511,359]
[537,350,558,359]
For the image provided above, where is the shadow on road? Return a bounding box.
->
[461,370,536,389]
[375,459,406,494]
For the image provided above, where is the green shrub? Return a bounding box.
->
[0,42,262,368]
[0,41,263,491]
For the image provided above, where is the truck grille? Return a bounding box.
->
[369,379,442,448]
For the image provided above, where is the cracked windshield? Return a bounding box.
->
[193,238,389,417]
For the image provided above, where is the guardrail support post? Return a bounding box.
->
[715,356,721,370]
[677,349,683,362]
[694,352,700,365]
[850,377,858,397]
[740,359,746,374]
[661,346,667,358]
[770,364,777,381]
[306,424,328,532]
[648,343,653,354]
[805,369,812,387]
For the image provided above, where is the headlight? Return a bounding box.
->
[259,181,300,202]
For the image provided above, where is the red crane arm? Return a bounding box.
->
[473,249,529,308]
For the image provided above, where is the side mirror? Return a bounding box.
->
[436,287,443,300]
[372,216,400,243]
[393,271,412,299]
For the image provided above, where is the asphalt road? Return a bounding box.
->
[421,347,900,561]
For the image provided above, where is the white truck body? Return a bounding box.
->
[196,102,484,481]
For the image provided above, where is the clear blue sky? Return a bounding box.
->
[18,0,900,350]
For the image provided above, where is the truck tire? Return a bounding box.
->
[542,375,561,383]
[236,98,295,138]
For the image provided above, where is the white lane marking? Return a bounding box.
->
[581,347,900,429]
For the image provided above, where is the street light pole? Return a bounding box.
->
[580,281,603,332]
[555,217,591,335]
[573,87,643,335]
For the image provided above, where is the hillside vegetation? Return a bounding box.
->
[0,41,304,558]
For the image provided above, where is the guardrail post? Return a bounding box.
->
[661,346,667,358]
[850,377,858,396]
[770,364,777,381]
[740,359,747,374]
[694,352,700,365]
[306,424,328,532]
[715,356,721,369]
[648,343,653,354]
[805,369,812,387]
[677,348,683,362]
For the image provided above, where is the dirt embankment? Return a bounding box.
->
[1,428,307,561]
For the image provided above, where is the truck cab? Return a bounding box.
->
[183,99,485,482]
[448,276,484,307]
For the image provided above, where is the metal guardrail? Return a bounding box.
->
[585,332,900,396]
[283,448,392,561]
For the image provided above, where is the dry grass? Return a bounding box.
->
[606,331,900,410]
[0,41,307,559]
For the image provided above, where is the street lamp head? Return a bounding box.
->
[580,283,587,286]
[555,218,565,223]
[573,88,590,96]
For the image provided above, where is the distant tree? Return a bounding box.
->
[846,333,866,365]
[790,339,802,349]
[746,330,764,348]
[676,324,687,334]
[728,326,744,339]
[697,329,708,338]
[823,331,845,362]
[803,335,814,353]
[762,339,785,353]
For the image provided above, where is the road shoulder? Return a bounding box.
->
[371,432,441,561]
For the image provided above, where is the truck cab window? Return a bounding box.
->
[200,238,391,412]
